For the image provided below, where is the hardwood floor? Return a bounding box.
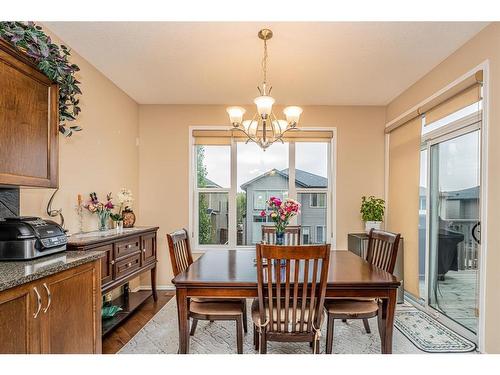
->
[102,291,175,354]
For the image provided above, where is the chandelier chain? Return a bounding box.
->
[262,38,268,84]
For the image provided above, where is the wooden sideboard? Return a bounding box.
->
[67,227,159,335]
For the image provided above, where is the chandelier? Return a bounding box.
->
[226,29,303,150]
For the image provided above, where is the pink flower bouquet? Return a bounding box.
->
[260,197,301,235]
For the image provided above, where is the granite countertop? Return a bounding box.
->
[0,251,104,292]
[67,226,159,247]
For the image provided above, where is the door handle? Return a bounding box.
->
[42,283,52,313]
[33,286,42,319]
[472,222,481,245]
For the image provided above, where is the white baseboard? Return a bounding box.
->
[135,285,175,291]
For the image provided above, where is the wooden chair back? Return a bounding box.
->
[167,229,193,276]
[261,225,301,245]
[366,229,401,274]
[255,244,330,336]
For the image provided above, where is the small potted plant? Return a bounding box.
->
[360,196,385,233]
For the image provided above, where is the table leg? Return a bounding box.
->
[176,287,189,354]
[377,288,397,354]
[151,266,158,302]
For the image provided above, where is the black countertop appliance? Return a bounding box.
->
[0,217,67,260]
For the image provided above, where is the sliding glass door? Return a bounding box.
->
[427,129,481,334]
[417,117,482,340]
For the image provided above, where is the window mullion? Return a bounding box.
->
[289,141,297,225]
[228,138,237,248]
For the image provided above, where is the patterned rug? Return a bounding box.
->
[119,299,427,354]
[394,309,476,353]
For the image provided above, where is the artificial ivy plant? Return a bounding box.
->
[0,21,82,136]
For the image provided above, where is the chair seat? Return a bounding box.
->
[190,300,244,316]
[251,298,323,331]
[325,299,379,316]
[191,297,243,303]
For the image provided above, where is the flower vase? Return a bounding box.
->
[97,211,110,231]
[276,231,285,245]
[275,230,286,267]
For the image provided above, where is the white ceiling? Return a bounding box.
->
[43,22,488,105]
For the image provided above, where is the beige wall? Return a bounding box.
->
[386,23,500,353]
[138,105,386,286]
[19,27,140,274]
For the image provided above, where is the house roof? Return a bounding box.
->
[240,168,327,190]
[201,176,222,188]
[442,186,479,200]
[419,185,479,200]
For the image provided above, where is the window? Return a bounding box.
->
[302,226,311,244]
[238,142,289,245]
[309,193,326,208]
[192,130,334,249]
[195,145,230,246]
[316,226,326,243]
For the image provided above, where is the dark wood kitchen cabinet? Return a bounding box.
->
[0,39,59,188]
[0,260,101,354]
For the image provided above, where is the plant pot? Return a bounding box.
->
[365,221,382,233]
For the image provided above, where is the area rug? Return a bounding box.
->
[394,309,476,353]
[119,299,425,354]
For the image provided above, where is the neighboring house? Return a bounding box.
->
[240,168,328,244]
[201,177,228,244]
[418,185,480,275]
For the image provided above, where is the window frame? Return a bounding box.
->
[189,126,337,251]
[309,192,327,208]
[316,225,326,243]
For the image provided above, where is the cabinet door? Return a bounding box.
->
[141,233,156,265]
[0,39,59,188]
[0,283,40,353]
[40,261,101,354]
[94,244,113,286]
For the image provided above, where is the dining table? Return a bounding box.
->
[172,249,400,354]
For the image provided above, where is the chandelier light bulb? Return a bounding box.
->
[272,119,288,135]
[284,106,303,126]
[254,96,275,118]
[226,106,246,125]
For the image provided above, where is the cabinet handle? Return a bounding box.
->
[42,283,51,313]
[33,287,42,319]
[127,244,132,249]
[127,262,132,267]
[111,260,115,265]
[142,248,146,253]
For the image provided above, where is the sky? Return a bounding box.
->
[419,129,480,192]
[200,142,328,192]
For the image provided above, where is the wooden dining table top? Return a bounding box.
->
[172,249,400,289]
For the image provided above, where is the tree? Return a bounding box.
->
[197,147,212,244]
[236,192,246,225]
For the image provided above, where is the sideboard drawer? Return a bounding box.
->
[114,252,141,279]
[114,237,140,260]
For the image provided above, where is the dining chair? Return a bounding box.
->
[253,243,331,354]
[261,225,301,245]
[167,228,247,354]
[324,228,401,354]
